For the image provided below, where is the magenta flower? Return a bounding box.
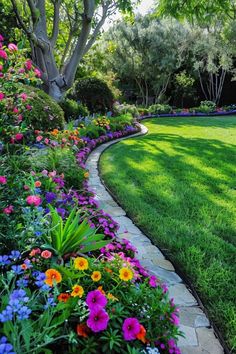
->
[34,68,41,77]
[171,313,180,326]
[0,34,4,42]
[0,176,7,184]
[25,60,32,70]
[3,205,14,214]
[86,290,107,310]
[122,318,141,341]
[19,93,28,101]
[149,275,158,288]
[15,133,23,141]
[87,307,109,332]
[0,49,7,60]
[0,92,4,100]
[26,195,42,207]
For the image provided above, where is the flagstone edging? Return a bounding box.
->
[85,123,224,354]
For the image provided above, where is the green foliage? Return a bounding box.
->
[109,114,133,131]
[148,104,172,115]
[21,85,65,130]
[43,206,109,256]
[70,78,114,114]
[200,101,217,110]
[59,99,89,121]
[113,103,139,117]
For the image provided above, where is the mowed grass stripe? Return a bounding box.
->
[100,116,236,350]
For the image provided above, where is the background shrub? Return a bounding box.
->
[59,99,89,121]
[148,104,172,115]
[70,77,114,114]
[20,85,65,130]
[200,101,217,111]
[113,103,139,117]
[109,113,133,131]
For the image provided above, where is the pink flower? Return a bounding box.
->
[171,313,180,326]
[0,49,7,60]
[17,114,23,123]
[41,250,52,259]
[26,105,32,110]
[34,68,41,77]
[122,318,141,341]
[0,92,4,100]
[48,171,56,178]
[25,60,32,70]
[0,34,4,42]
[0,65,3,71]
[13,107,19,113]
[41,170,48,176]
[18,68,25,74]
[149,275,158,288]
[15,133,23,141]
[86,290,107,310]
[44,138,49,144]
[24,185,30,190]
[19,93,28,101]
[0,176,7,184]
[87,307,109,333]
[8,43,18,52]
[36,135,43,142]
[26,195,42,207]
[3,205,14,214]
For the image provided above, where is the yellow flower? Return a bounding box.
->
[97,286,106,295]
[91,271,101,282]
[74,257,89,270]
[119,267,133,281]
[84,172,89,178]
[107,293,118,301]
[71,284,84,298]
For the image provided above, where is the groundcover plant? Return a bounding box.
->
[0,37,181,354]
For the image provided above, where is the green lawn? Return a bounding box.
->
[100,116,236,350]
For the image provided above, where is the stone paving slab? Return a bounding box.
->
[85,124,224,354]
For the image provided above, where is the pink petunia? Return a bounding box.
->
[0,176,7,184]
[15,133,23,141]
[0,65,3,71]
[0,92,4,100]
[34,68,41,77]
[0,49,7,60]
[3,205,14,214]
[149,275,158,288]
[36,135,43,142]
[13,107,19,113]
[26,195,42,207]
[8,43,18,52]
[87,307,109,332]
[122,318,141,341]
[19,93,28,101]
[25,60,32,70]
[86,290,107,310]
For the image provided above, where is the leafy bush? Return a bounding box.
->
[199,100,216,111]
[148,104,172,115]
[70,78,114,114]
[21,85,65,130]
[60,99,89,121]
[113,103,139,117]
[109,114,133,131]
[80,125,107,139]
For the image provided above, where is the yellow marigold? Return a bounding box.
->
[51,129,59,136]
[74,257,89,270]
[71,284,84,298]
[91,271,101,282]
[119,267,133,282]
[107,293,118,301]
[84,172,89,178]
[45,268,62,287]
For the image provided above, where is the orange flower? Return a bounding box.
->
[107,293,118,301]
[77,323,90,338]
[34,180,41,187]
[58,293,71,303]
[136,325,147,344]
[91,271,101,282]
[51,129,59,136]
[21,264,28,270]
[104,267,113,274]
[45,268,62,287]
[97,286,106,295]
[84,171,89,178]
[74,257,88,270]
[71,284,84,298]
[119,267,133,281]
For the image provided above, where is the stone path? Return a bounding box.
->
[86,124,224,354]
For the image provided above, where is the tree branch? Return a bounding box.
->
[26,0,39,26]
[50,0,61,46]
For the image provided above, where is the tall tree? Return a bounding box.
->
[9,0,135,101]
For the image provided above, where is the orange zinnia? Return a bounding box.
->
[71,284,84,298]
[136,325,147,344]
[91,271,101,282]
[58,293,71,303]
[77,323,90,338]
[45,268,62,287]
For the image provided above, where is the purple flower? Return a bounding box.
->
[45,192,57,204]
[0,337,15,354]
[87,307,109,332]
[0,306,13,322]
[122,318,141,341]
[9,251,21,260]
[149,275,158,288]
[86,290,107,310]
[56,207,66,218]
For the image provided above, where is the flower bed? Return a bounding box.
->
[0,36,182,354]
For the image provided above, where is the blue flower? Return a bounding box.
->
[16,278,29,288]
[34,231,42,237]
[17,306,31,320]
[44,297,56,310]
[9,251,21,261]
[0,255,10,267]
[11,265,23,275]
[10,289,29,303]
[34,188,41,194]
[0,337,15,354]
[0,306,13,322]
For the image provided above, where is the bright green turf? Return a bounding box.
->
[100,116,236,350]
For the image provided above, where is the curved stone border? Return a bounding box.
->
[86,123,224,354]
